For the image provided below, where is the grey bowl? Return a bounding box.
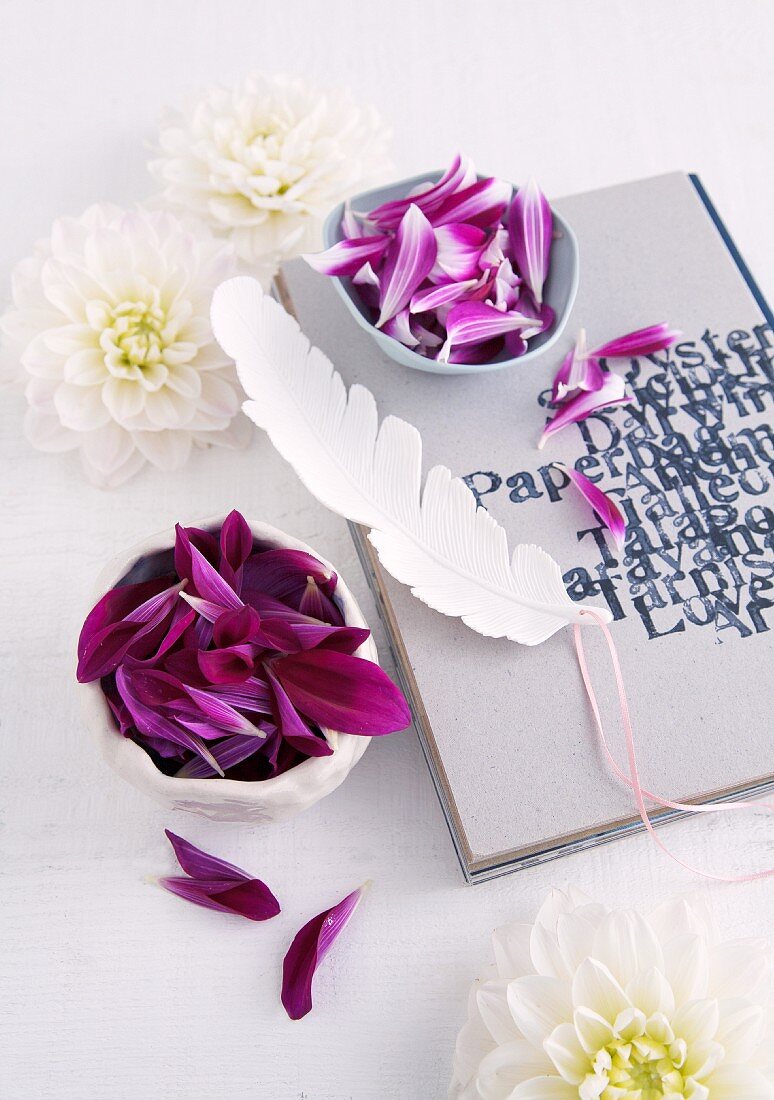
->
[321,170,579,376]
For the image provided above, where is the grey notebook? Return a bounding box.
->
[279,172,774,882]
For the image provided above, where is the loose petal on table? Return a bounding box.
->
[539,372,629,448]
[281,882,370,1019]
[560,464,627,550]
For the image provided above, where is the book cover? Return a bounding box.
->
[278,172,774,882]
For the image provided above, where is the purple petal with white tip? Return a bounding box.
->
[367,153,476,228]
[539,372,629,448]
[189,544,242,611]
[376,205,437,328]
[551,329,605,402]
[440,301,534,361]
[431,177,512,229]
[508,178,553,304]
[561,465,627,550]
[410,278,478,314]
[281,882,370,1019]
[175,734,267,778]
[381,309,419,347]
[303,235,389,277]
[429,223,487,282]
[182,685,267,737]
[593,323,682,359]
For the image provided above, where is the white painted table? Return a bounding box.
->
[1,2,772,1096]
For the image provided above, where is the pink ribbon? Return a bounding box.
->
[574,609,773,882]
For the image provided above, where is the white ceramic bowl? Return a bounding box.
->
[79,518,376,823]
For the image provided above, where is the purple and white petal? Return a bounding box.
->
[376,205,437,328]
[507,178,553,305]
[561,465,627,550]
[303,235,390,277]
[539,372,629,448]
[592,323,682,359]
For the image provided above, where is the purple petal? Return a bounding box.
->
[173,524,219,587]
[219,510,254,579]
[289,623,371,654]
[272,650,411,735]
[198,644,255,684]
[265,667,333,757]
[199,676,273,713]
[242,549,337,604]
[179,592,226,623]
[539,372,629,449]
[443,337,504,365]
[561,465,627,551]
[429,223,487,282]
[352,261,379,287]
[376,204,437,328]
[212,605,259,647]
[303,235,390,277]
[182,685,267,737]
[380,308,420,348]
[409,278,478,314]
[116,667,224,774]
[159,875,280,921]
[77,580,184,682]
[175,734,267,778]
[430,177,512,229]
[367,153,476,229]
[592,323,682,359]
[281,883,369,1019]
[440,301,534,362]
[189,544,242,611]
[165,829,249,880]
[552,330,605,403]
[493,258,522,311]
[77,576,170,662]
[508,178,553,305]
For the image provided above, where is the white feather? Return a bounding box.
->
[211,276,612,645]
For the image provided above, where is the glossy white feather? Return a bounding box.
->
[211,276,612,645]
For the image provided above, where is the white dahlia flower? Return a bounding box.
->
[1,204,249,487]
[148,73,392,283]
[450,889,773,1099]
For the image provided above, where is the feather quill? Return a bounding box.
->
[210,277,612,645]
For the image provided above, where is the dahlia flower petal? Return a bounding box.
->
[476,1040,555,1097]
[715,999,766,1063]
[662,933,709,1004]
[551,331,606,403]
[507,976,573,1049]
[219,508,254,576]
[571,958,631,1022]
[591,910,664,988]
[76,579,183,681]
[444,338,505,365]
[273,649,412,735]
[475,981,520,1045]
[538,373,629,448]
[625,967,675,1019]
[492,923,534,980]
[511,1077,577,1099]
[290,623,370,654]
[561,466,626,551]
[544,1022,587,1085]
[242,548,337,604]
[303,235,389,276]
[572,1007,614,1055]
[281,882,369,1020]
[706,1065,774,1099]
[507,178,552,305]
[376,204,437,328]
[593,323,681,359]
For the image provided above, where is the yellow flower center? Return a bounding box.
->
[594,1034,684,1097]
[110,300,166,368]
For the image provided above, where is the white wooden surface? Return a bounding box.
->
[1,3,772,1097]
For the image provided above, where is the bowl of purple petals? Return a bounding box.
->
[77,511,411,822]
[304,153,578,375]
